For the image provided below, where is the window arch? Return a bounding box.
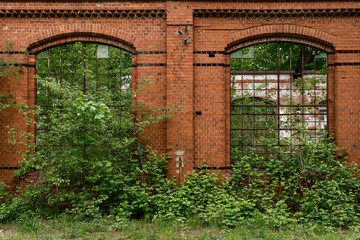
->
[230,42,328,162]
[36,42,131,96]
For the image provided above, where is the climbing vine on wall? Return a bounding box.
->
[0,41,25,113]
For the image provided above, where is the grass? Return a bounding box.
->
[0,215,360,240]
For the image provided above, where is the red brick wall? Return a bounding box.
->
[0,1,359,186]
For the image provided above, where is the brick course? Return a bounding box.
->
[0,1,359,185]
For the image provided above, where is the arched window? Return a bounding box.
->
[230,42,328,162]
[36,42,132,147]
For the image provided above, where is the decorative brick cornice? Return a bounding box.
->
[0,9,166,18]
[25,24,137,52]
[194,8,360,18]
[2,8,358,19]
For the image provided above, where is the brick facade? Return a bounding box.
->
[0,1,359,185]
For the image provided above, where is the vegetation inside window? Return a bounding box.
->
[9,41,175,218]
[36,42,132,151]
[230,42,328,163]
[231,97,277,161]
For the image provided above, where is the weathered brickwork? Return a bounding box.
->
[0,1,359,185]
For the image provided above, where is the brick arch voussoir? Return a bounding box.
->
[26,24,137,53]
[225,25,337,53]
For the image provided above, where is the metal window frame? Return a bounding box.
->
[35,42,132,147]
[230,42,328,162]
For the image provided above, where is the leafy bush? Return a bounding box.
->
[0,42,358,229]
[153,169,254,227]
[1,75,173,220]
[230,133,360,227]
[0,192,22,222]
[2,81,359,228]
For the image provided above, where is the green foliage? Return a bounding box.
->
[231,42,327,72]
[231,134,360,227]
[230,42,328,163]
[2,216,360,239]
[0,93,15,114]
[153,170,254,228]
[0,193,22,222]
[0,41,23,79]
[0,41,358,231]
[13,76,172,219]
[227,42,350,228]
[36,42,132,106]
[147,132,359,229]
[0,41,24,114]
[16,213,42,234]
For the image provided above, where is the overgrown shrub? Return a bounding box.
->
[0,42,358,229]
[230,133,360,227]
[1,82,359,227]
[153,169,254,227]
[8,77,173,219]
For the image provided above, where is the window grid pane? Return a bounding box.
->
[230,42,328,163]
